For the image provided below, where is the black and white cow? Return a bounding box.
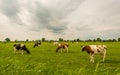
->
[13,44,30,54]
[33,42,41,48]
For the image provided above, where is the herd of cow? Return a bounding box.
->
[13,42,107,63]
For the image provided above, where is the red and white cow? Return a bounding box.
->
[81,45,107,63]
[56,43,69,53]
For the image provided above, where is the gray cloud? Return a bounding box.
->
[48,0,85,19]
[0,0,120,40]
[30,0,85,33]
[31,2,66,33]
[0,0,22,24]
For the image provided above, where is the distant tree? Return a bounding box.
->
[5,38,11,42]
[73,39,77,42]
[85,39,92,42]
[108,39,112,42]
[118,38,120,42]
[67,40,70,42]
[102,40,107,42]
[96,38,102,42]
[93,39,96,42]
[59,38,63,42]
[112,39,117,42]
[42,38,46,42]
[88,39,92,42]
[49,40,54,43]
[35,40,41,42]
[15,40,18,42]
[76,38,80,42]
[63,40,67,42]
[26,39,29,42]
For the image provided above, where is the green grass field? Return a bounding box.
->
[0,42,120,75]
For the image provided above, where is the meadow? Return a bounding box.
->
[0,42,120,75]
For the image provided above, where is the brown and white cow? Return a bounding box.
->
[81,45,107,63]
[56,43,69,53]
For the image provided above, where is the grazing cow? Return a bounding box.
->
[33,42,41,48]
[13,44,30,54]
[81,45,107,63]
[56,43,69,53]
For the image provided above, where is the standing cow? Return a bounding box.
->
[81,45,107,63]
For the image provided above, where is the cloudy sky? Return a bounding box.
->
[0,0,120,41]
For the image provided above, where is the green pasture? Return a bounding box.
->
[0,42,120,75]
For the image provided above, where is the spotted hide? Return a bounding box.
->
[56,43,69,53]
[14,44,30,54]
[81,45,107,63]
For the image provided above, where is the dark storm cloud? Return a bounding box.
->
[0,0,85,33]
[32,0,85,33]
[32,2,66,33]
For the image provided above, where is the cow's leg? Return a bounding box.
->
[60,49,62,53]
[90,54,92,63]
[90,54,94,63]
[37,44,39,47]
[65,46,68,53]
[21,50,24,55]
[14,47,18,54]
[102,50,106,62]
[92,54,94,63]
[14,50,18,54]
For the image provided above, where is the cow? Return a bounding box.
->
[56,43,69,53]
[81,45,107,63]
[13,44,30,54]
[33,42,41,48]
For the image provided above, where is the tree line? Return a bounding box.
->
[2,37,120,42]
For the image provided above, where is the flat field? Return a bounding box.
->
[0,42,120,75]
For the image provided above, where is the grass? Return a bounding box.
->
[0,42,120,75]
